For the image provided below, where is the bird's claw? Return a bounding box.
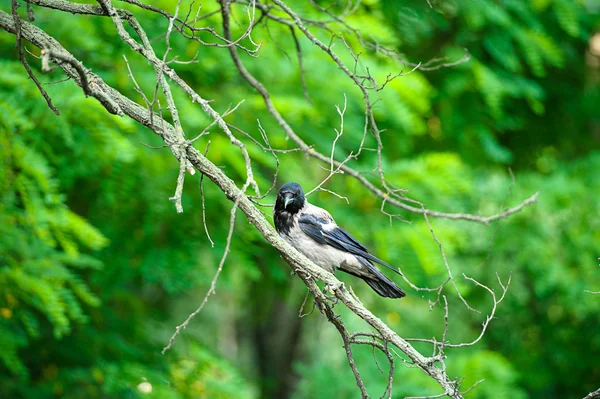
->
[313,296,338,313]
[321,284,340,306]
[324,282,343,295]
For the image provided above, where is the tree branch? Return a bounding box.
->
[584,388,600,399]
[12,0,59,115]
[0,4,538,397]
[224,0,538,225]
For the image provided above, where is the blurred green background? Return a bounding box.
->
[1,0,599,398]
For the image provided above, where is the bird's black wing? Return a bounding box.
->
[296,214,329,245]
[298,214,401,275]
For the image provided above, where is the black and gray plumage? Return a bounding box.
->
[274,182,406,299]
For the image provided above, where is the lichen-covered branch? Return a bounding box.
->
[0,2,539,397]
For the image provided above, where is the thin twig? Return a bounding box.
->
[199,141,214,247]
[422,206,479,313]
[41,48,122,115]
[12,0,60,115]
[169,159,186,213]
[162,184,248,353]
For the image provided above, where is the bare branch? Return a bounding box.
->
[162,183,248,354]
[230,0,538,225]
[584,388,600,399]
[97,0,260,195]
[41,48,123,115]
[11,0,59,115]
[350,332,396,399]
[302,283,370,399]
[298,291,316,318]
[405,392,448,399]
[199,141,215,248]
[169,160,186,213]
[422,207,479,313]
[0,6,533,398]
[120,0,261,55]
[444,273,511,348]
[305,94,353,198]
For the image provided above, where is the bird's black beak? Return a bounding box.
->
[283,193,294,209]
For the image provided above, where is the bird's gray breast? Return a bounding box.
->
[281,217,360,274]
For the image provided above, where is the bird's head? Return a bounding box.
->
[275,182,305,214]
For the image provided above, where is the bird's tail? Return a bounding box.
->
[363,276,406,298]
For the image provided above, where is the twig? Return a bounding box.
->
[199,141,214,247]
[298,291,316,318]
[236,0,538,225]
[444,273,511,348]
[311,286,370,399]
[0,6,533,398]
[422,207,479,313]
[120,0,261,55]
[11,0,60,115]
[169,159,186,213]
[289,25,311,103]
[40,48,123,115]
[305,94,352,198]
[162,184,248,353]
[99,0,258,195]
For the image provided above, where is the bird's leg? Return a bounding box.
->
[322,287,338,306]
[314,296,337,315]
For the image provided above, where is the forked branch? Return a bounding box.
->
[0,2,539,397]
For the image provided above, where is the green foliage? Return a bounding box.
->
[382,0,597,166]
[0,59,257,397]
[0,65,107,378]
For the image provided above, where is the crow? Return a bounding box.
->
[274,182,405,298]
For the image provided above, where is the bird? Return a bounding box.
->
[274,182,405,298]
